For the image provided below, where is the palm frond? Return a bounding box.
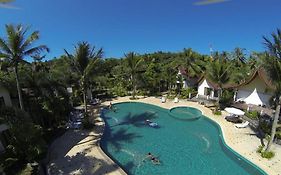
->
[0,37,12,55]
[24,45,49,56]
[21,31,40,51]
[0,53,10,60]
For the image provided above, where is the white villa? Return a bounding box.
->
[234,69,274,107]
[196,76,219,100]
[177,67,198,89]
[0,84,12,153]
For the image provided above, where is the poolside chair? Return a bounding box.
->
[234,121,249,128]
[161,96,166,103]
[174,97,179,103]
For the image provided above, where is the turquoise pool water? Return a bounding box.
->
[100,102,267,175]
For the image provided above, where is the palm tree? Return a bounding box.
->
[179,48,203,77]
[0,24,49,111]
[263,29,281,152]
[125,52,143,99]
[206,58,231,99]
[233,48,246,65]
[65,42,103,113]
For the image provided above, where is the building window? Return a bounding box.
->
[214,90,218,97]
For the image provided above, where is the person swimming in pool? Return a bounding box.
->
[151,157,161,165]
[145,153,160,165]
[146,152,153,159]
[108,102,117,112]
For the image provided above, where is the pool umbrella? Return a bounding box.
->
[225,107,245,116]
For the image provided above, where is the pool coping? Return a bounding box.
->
[169,106,202,120]
[100,97,280,175]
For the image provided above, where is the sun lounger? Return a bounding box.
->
[235,121,249,128]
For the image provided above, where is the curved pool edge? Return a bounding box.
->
[96,115,128,175]
[100,98,271,175]
[169,106,202,121]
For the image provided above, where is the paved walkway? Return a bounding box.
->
[47,106,126,175]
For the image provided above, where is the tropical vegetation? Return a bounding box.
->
[0,23,281,173]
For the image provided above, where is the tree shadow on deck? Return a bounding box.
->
[49,151,130,175]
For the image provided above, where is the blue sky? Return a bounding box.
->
[0,0,281,60]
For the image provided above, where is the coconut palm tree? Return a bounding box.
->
[0,24,49,111]
[65,42,103,113]
[206,57,231,99]
[125,52,143,99]
[263,29,281,152]
[179,48,203,77]
[233,47,246,65]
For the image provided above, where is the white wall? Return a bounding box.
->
[0,86,12,107]
[198,79,213,96]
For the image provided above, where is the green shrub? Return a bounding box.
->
[219,90,234,109]
[245,111,259,119]
[259,122,271,134]
[256,145,264,153]
[261,151,275,159]
[167,94,175,99]
[212,107,222,115]
[111,84,128,97]
[213,110,222,115]
[257,145,275,159]
[180,88,196,99]
[137,90,148,97]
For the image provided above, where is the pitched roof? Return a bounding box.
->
[197,75,238,90]
[197,75,220,89]
[234,68,275,90]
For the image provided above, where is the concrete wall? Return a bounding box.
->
[0,86,12,107]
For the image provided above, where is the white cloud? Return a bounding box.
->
[194,0,231,6]
[0,3,20,9]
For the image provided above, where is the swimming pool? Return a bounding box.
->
[100,102,267,175]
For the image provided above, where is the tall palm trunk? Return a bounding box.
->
[265,104,280,151]
[14,65,24,111]
[83,84,87,114]
[132,74,136,99]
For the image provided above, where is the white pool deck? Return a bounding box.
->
[48,96,281,175]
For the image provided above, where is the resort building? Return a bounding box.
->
[196,76,219,100]
[234,69,274,107]
[177,67,198,89]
